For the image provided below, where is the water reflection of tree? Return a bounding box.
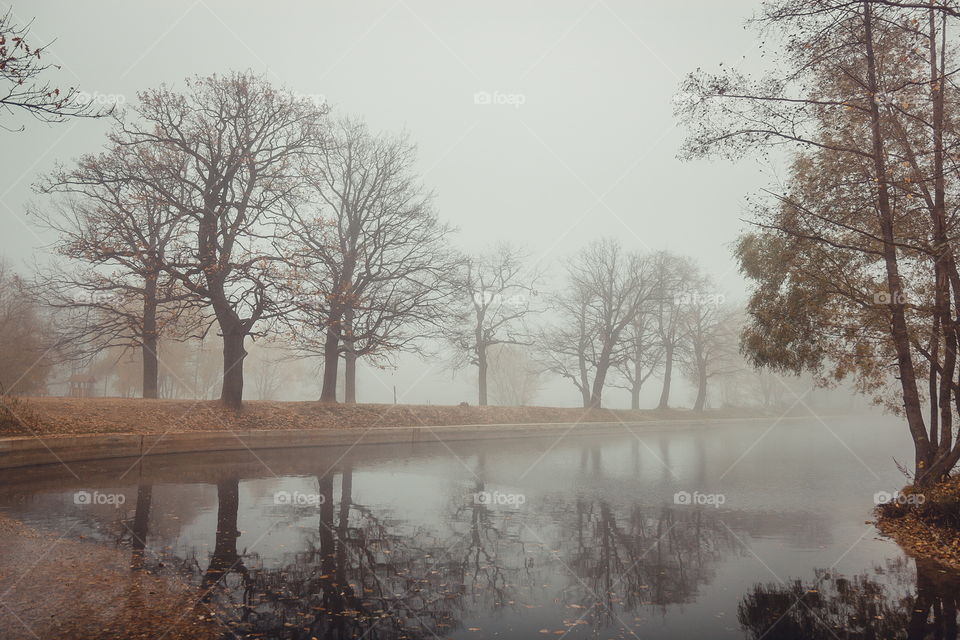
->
[191,464,465,639]
[562,500,735,626]
[177,467,744,639]
[738,558,960,639]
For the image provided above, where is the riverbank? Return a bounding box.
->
[0,514,223,640]
[0,396,823,437]
[875,476,960,570]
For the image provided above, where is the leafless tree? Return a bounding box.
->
[0,262,54,394]
[678,295,740,412]
[281,117,454,403]
[539,276,596,407]
[612,304,663,410]
[30,143,200,398]
[542,239,655,408]
[651,252,700,409]
[247,341,301,401]
[107,71,328,409]
[445,244,540,406]
[0,10,104,130]
[486,344,542,406]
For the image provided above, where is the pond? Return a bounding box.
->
[0,415,957,639]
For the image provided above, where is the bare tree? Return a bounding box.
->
[678,295,740,412]
[0,10,103,129]
[281,117,454,403]
[612,304,663,410]
[247,341,301,401]
[539,276,597,407]
[543,240,654,408]
[108,72,328,409]
[0,262,53,394]
[486,344,542,406]
[651,252,700,410]
[446,244,540,406]
[31,143,199,398]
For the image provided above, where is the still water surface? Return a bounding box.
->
[1,416,958,639]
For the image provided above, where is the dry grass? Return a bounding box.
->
[0,396,793,437]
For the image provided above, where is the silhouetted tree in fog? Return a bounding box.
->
[651,251,699,410]
[542,239,655,408]
[0,262,53,394]
[31,143,199,398]
[111,72,328,409]
[445,244,540,406]
[281,117,454,403]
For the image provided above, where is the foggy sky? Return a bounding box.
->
[0,0,773,407]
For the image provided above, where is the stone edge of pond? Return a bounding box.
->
[0,415,815,470]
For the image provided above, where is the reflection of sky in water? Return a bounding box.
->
[0,415,954,640]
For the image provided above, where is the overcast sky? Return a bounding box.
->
[0,0,776,407]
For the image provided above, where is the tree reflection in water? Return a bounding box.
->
[105,460,960,640]
[738,558,960,639]
[172,465,740,639]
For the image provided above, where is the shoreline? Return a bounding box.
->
[874,476,960,571]
[0,396,851,469]
[1,396,837,437]
[875,514,960,571]
[0,413,820,470]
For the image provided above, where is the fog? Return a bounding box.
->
[1,0,774,407]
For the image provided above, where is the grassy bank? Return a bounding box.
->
[876,475,960,570]
[0,396,820,438]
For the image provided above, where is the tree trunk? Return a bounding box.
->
[693,366,707,412]
[131,482,152,553]
[578,352,591,408]
[478,345,488,406]
[631,383,641,410]
[202,477,242,594]
[141,278,159,399]
[344,350,357,404]
[221,330,247,410]
[589,357,609,408]
[319,323,340,403]
[142,334,159,400]
[863,5,932,481]
[658,346,674,410]
[343,308,356,404]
